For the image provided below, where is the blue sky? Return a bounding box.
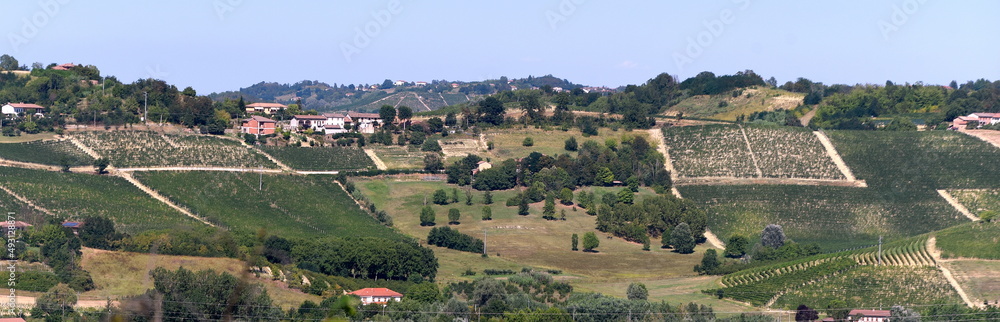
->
[3,1,997,93]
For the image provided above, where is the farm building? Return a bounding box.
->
[322,112,349,134]
[347,288,403,305]
[245,102,287,115]
[241,116,277,136]
[1,102,44,117]
[846,309,890,322]
[953,112,1000,128]
[62,221,83,235]
[346,111,380,134]
[289,115,328,132]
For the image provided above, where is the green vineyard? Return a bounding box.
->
[0,139,93,166]
[773,266,960,310]
[0,166,197,233]
[74,131,278,168]
[680,184,962,250]
[133,171,403,240]
[707,258,857,306]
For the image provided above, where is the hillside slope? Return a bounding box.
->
[664,87,804,121]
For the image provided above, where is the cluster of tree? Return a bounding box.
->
[593,194,707,250]
[459,136,670,194]
[121,267,284,321]
[704,225,822,275]
[19,219,99,292]
[811,80,1000,130]
[680,70,766,96]
[427,226,484,254]
[291,236,438,281]
[736,109,803,127]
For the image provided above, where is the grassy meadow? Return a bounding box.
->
[355,179,709,281]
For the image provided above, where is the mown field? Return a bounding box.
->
[950,189,1000,216]
[80,248,320,309]
[259,146,375,171]
[664,87,804,121]
[134,171,401,239]
[485,127,643,161]
[662,125,842,179]
[355,179,708,281]
[368,145,424,169]
[679,185,962,251]
[0,139,94,166]
[773,265,959,310]
[934,222,1000,259]
[0,167,197,233]
[74,131,278,168]
[944,260,1000,306]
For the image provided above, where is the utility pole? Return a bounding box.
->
[878,235,883,266]
[259,165,263,191]
[143,92,148,124]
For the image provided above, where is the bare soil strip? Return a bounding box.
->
[737,125,764,178]
[0,185,56,216]
[960,129,1000,150]
[703,228,725,249]
[936,190,980,221]
[115,167,283,173]
[674,176,867,187]
[812,131,859,182]
[799,108,817,127]
[646,129,679,188]
[927,236,980,308]
[220,136,293,172]
[364,149,388,170]
[66,136,103,159]
[117,172,215,227]
[0,158,61,172]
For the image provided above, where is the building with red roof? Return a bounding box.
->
[347,288,403,305]
[241,116,277,136]
[245,102,287,115]
[847,309,890,321]
[2,102,45,116]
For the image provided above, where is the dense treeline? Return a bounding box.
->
[291,236,438,281]
[595,195,708,245]
[456,135,670,193]
[427,226,484,254]
[680,70,766,96]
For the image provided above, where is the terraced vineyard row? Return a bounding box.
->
[74,131,278,168]
[0,139,94,166]
[773,266,960,310]
[707,258,857,306]
[722,236,936,288]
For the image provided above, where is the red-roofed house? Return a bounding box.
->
[289,115,328,132]
[322,113,349,134]
[0,317,27,322]
[2,102,44,116]
[50,63,75,71]
[245,102,287,115]
[953,113,1000,128]
[847,309,890,322]
[241,116,277,136]
[347,288,403,305]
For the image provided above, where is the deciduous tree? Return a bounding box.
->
[582,232,599,252]
[670,222,695,254]
[626,283,648,300]
[420,206,436,226]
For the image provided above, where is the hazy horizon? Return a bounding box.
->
[3,1,998,93]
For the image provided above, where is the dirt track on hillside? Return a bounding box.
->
[927,236,979,308]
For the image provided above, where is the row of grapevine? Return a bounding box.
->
[259,146,375,171]
[722,236,936,288]
[0,139,94,166]
[707,258,857,306]
[74,131,278,168]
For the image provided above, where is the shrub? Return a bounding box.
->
[522,137,533,147]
